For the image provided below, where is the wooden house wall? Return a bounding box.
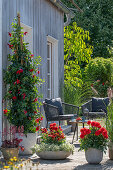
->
[2,0,64,101]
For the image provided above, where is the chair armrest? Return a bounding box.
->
[62,102,79,115]
[81,100,92,114]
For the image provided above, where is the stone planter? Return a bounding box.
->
[85,148,103,164]
[1,147,19,160]
[36,151,71,160]
[16,133,37,155]
[108,142,113,160]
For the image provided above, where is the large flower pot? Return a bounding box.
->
[36,151,71,160]
[17,133,37,155]
[108,142,113,160]
[85,148,103,164]
[1,147,19,160]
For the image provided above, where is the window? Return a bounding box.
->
[20,23,33,53]
[47,36,58,99]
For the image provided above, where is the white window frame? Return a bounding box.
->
[47,35,58,98]
[20,23,33,53]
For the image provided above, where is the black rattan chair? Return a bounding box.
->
[81,97,109,119]
[43,98,79,127]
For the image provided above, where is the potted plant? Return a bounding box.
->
[3,13,44,155]
[0,125,24,160]
[106,87,113,159]
[31,123,74,160]
[79,120,108,164]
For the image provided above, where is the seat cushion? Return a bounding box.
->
[92,97,109,113]
[45,98,63,115]
[59,114,75,120]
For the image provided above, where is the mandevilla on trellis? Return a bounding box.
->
[3,14,44,134]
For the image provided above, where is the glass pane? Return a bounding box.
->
[47,75,50,89]
[47,60,50,73]
[47,44,50,58]
[47,90,50,98]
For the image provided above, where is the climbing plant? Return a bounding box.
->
[3,14,44,134]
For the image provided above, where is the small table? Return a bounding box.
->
[69,120,88,144]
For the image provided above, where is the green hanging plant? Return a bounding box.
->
[3,14,44,134]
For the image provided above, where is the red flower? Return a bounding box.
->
[8,32,12,37]
[4,109,8,114]
[50,123,56,127]
[100,127,106,133]
[22,93,26,99]
[34,111,37,114]
[34,98,38,102]
[16,79,20,84]
[80,134,85,139]
[95,130,101,136]
[24,110,27,115]
[37,71,40,74]
[32,74,35,78]
[87,120,91,125]
[7,43,13,49]
[102,82,105,85]
[95,122,101,128]
[76,117,82,121]
[9,91,12,94]
[36,126,40,131]
[91,121,96,127]
[29,69,34,72]
[28,117,31,120]
[24,32,28,35]
[16,69,23,74]
[102,130,108,137]
[86,129,91,135]
[36,118,40,123]
[91,84,93,87]
[40,117,43,121]
[41,128,47,133]
[31,54,34,58]
[12,96,17,100]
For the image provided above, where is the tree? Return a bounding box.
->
[3,14,44,134]
[62,0,113,58]
[64,22,93,87]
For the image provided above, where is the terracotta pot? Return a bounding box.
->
[16,133,37,155]
[85,148,103,164]
[1,147,19,160]
[36,151,71,160]
[108,142,113,160]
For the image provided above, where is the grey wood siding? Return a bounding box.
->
[2,0,64,100]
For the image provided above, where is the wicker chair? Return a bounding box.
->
[81,97,109,119]
[43,98,79,127]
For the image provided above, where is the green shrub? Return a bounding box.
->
[84,57,113,97]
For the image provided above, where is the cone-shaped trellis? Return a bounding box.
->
[3,13,44,134]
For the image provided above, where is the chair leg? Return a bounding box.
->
[46,120,48,128]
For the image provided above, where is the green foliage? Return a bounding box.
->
[32,142,74,153]
[84,57,113,97]
[64,84,81,106]
[106,102,113,143]
[64,22,93,87]
[62,0,113,58]
[3,16,44,134]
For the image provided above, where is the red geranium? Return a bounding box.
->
[79,120,108,152]
[87,120,91,125]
